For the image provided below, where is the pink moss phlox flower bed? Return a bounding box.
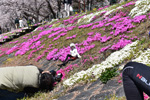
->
[9,40,19,44]
[15,41,33,56]
[0,47,10,52]
[35,50,49,61]
[28,50,37,60]
[87,32,94,36]
[78,23,93,29]
[37,25,52,31]
[110,38,132,50]
[3,36,8,39]
[63,15,84,25]
[0,53,4,57]
[99,45,111,53]
[6,45,19,55]
[66,34,77,40]
[98,6,109,11]
[23,36,28,39]
[132,15,147,23]
[53,33,67,41]
[144,93,149,100]
[50,43,95,61]
[56,64,79,80]
[122,1,135,7]
[46,49,58,60]
[66,26,76,31]
[48,28,67,38]
[81,55,98,64]
[30,41,41,49]
[91,20,107,30]
[81,33,112,45]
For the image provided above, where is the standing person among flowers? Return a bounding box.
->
[19,18,24,28]
[63,0,73,17]
[0,65,62,100]
[123,61,150,100]
[58,43,81,67]
[15,18,19,29]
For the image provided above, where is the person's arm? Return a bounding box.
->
[73,49,81,58]
[23,87,39,94]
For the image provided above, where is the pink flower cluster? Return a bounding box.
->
[6,46,19,55]
[81,33,112,46]
[46,49,58,60]
[30,41,41,49]
[144,93,149,100]
[53,33,67,41]
[37,25,52,31]
[66,34,77,40]
[132,15,147,23]
[98,6,109,11]
[78,23,93,29]
[122,1,135,7]
[110,38,132,50]
[63,15,84,25]
[28,50,37,60]
[3,36,8,39]
[15,41,33,56]
[66,26,76,31]
[82,55,99,64]
[48,28,67,38]
[87,32,94,36]
[9,40,19,44]
[23,36,28,39]
[56,64,79,80]
[99,45,111,53]
[111,17,136,36]
[91,20,106,29]
[35,50,49,61]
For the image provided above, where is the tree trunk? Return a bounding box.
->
[45,0,56,19]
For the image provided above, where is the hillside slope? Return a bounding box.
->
[0,0,150,99]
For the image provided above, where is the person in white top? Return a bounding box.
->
[58,43,81,67]
[19,18,24,28]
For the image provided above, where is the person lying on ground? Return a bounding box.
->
[0,65,62,100]
[58,43,81,67]
[123,61,150,100]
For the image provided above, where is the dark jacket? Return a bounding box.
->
[63,0,72,4]
[15,18,19,24]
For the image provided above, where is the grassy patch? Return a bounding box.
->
[100,68,119,84]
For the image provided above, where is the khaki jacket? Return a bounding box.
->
[0,66,40,92]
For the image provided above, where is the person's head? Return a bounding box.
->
[39,72,53,91]
[70,43,76,50]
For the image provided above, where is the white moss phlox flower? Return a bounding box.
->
[104,6,123,16]
[63,41,139,86]
[132,49,150,65]
[129,0,150,17]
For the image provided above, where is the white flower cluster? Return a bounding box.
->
[129,0,150,17]
[132,49,150,65]
[104,6,123,16]
[77,10,106,24]
[77,2,126,25]
[63,41,139,86]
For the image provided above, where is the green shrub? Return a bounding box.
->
[100,68,119,84]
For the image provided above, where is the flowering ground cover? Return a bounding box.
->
[0,0,150,99]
